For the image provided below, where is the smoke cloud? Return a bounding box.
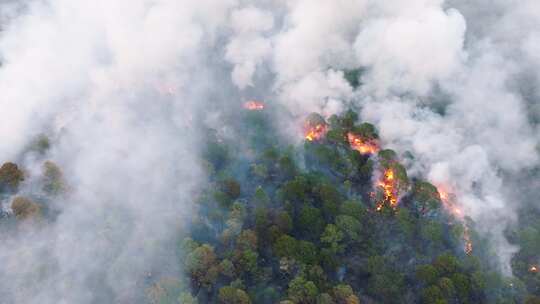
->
[0,0,538,302]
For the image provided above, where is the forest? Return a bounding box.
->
[3,101,538,303]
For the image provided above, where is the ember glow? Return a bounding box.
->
[376,169,399,211]
[530,265,539,273]
[305,124,328,142]
[438,187,473,255]
[243,100,265,111]
[347,133,379,155]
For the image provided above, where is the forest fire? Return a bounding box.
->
[438,189,464,217]
[530,265,539,273]
[438,187,473,255]
[347,133,379,155]
[304,113,328,142]
[376,169,399,211]
[243,100,265,110]
[305,124,328,142]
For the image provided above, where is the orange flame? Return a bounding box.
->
[437,188,463,219]
[438,187,473,255]
[243,100,265,110]
[530,265,539,273]
[305,124,328,142]
[347,133,379,155]
[376,169,399,211]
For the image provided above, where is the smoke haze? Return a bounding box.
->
[0,0,538,303]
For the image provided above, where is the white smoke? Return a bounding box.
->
[261,0,539,273]
[0,0,238,303]
[225,6,274,89]
[0,0,539,302]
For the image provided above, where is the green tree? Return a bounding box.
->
[28,134,50,154]
[275,211,293,233]
[416,264,440,285]
[178,292,198,304]
[333,284,360,304]
[236,230,258,251]
[321,224,345,254]
[352,122,378,139]
[434,254,460,276]
[280,176,310,205]
[250,164,269,180]
[368,273,404,303]
[146,277,182,304]
[339,110,359,130]
[421,285,444,304]
[288,276,319,304]
[220,259,235,278]
[335,215,361,242]
[253,186,270,206]
[296,240,319,265]
[218,286,251,304]
[316,183,342,219]
[306,265,329,291]
[377,149,397,163]
[255,206,270,236]
[204,141,229,171]
[42,161,66,195]
[0,162,24,192]
[220,178,241,200]
[339,200,365,219]
[343,70,362,89]
[236,249,258,274]
[421,221,444,250]
[298,205,325,238]
[11,196,41,220]
[451,273,470,303]
[185,244,218,287]
[396,208,416,238]
[274,235,298,258]
[413,181,441,214]
[317,293,336,304]
[279,155,298,179]
[437,277,456,299]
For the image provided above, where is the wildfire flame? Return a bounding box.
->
[376,169,399,211]
[438,187,473,255]
[305,124,328,142]
[243,100,265,111]
[530,265,539,273]
[437,188,463,219]
[347,132,379,155]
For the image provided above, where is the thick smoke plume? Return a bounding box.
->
[0,0,538,302]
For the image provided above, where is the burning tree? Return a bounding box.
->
[304,113,328,142]
[347,132,379,155]
[437,187,473,255]
[374,150,409,211]
[347,122,379,155]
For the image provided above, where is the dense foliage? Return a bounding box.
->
[1,109,539,304]
[172,108,540,303]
